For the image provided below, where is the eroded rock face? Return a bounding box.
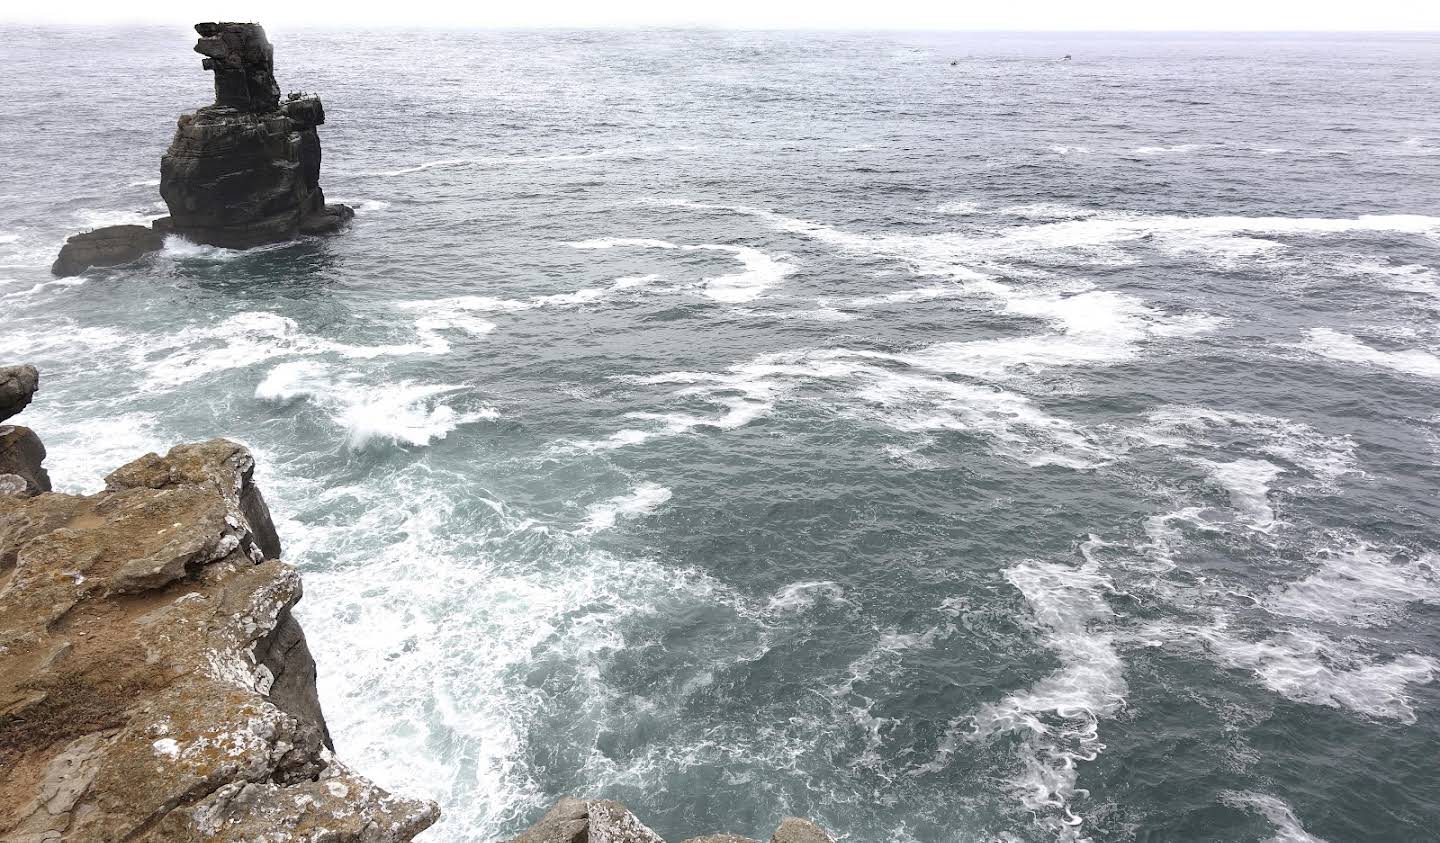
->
[0,366,38,423]
[509,799,836,843]
[0,426,49,498]
[158,23,353,249]
[49,225,165,277]
[0,439,438,842]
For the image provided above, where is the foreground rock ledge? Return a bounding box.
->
[509,797,836,843]
[0,439,437,842]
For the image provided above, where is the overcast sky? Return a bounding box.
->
[6,0,1440,30]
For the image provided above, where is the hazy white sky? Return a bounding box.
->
[6,0,1440,30]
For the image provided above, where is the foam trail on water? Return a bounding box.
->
[1221,792,1329,843]
[578,483,672,533]
[569,237,794,302]
[941,554,1124,841]
[1144,618,1437,723]
[1193,458,1285,531]
[1265,546,1440,629]
[1299,327,1440,379]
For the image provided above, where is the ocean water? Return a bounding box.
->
[3,25,1440,843]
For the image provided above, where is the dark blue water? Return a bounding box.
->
[3,26,1440,843]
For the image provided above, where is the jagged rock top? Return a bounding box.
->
[194,22,281,112]
[0,439,438,841]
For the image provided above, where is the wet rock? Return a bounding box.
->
[509,799,835,843]
[510,798,665,843]
[50,224,164,277]
[0,425,50,497]
[159,23,353,249]
[769,817,836,843]
[0,364,38,422]
[0,439,438,842]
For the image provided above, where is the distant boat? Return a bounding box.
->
[1062,54,1073,61]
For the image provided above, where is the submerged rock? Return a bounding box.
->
[509,799,835,843]
[158,22,353,249]
[0,439,438,841]
[0,364,39,422]
[50,224,165,277]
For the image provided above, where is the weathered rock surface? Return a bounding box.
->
[510,799,835,843]
[0,439,438,841]
[158,22,353,249]
[49,225,165,277]
[0,426,50,498]
[0,366,39,423]
[769,817,837,843]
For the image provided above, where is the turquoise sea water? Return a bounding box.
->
[3,26,1440,842]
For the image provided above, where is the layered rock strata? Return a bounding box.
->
[157,22,353,249]
[0,437,438,841]
[51,22,352,276]
[509,798,836,843]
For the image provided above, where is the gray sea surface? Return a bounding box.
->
[3,26,1440,843]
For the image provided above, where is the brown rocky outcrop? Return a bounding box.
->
[0,439,438,841]
[157,22,353,249]
[509,799,835,843]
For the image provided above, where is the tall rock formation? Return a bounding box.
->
[51,22,355,275]
[157,22,354,249]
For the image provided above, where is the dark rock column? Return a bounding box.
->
[157,22,353,249]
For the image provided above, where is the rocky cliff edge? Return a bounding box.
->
[0,436,439,841]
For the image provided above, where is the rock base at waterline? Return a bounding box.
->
[50,224,165,277]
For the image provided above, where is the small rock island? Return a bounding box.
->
[51,22,353,276]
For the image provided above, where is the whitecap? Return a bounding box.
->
[1299,327,1440,379]
[73,207,165,229]
[1147,619,1437,723]
[254,362,494,449]
[569,237,794,303]
[1132,143,1205,155]
[578,483,672,533]
[1192,457,1285,531]
[766,580,849,613]
[1265,546,1440,628]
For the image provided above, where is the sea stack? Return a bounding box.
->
[50,23,354,275]
[157,22,354,248]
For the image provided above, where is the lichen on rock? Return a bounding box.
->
[507,798,836,843]
[0,439,438,842]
